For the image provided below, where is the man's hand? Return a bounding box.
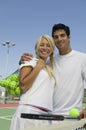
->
[19,53,33,65]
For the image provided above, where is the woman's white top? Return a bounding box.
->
[19,57,55,111]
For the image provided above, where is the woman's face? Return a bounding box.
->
[38,38,53,61]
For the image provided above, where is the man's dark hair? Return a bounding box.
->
[52,23,70,37]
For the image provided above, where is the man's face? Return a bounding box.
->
[53,29,70,54]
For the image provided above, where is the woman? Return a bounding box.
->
[10,35,56,130]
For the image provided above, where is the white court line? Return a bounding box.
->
[0,107,16,121]
[1,115,12,117]
[0,115,13,120]
[0,117,11,120]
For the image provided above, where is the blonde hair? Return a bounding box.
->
[35,35,55,80]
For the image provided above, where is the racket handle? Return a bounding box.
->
[21,113,64,120]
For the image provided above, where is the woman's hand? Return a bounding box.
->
[37,59,46,69]
[80,108,86,118]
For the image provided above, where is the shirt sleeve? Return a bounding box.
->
[82,54,86,81]
[19,57,38,69]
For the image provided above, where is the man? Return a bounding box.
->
[20,23,86,118]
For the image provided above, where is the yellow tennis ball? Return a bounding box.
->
[69,108,80,116]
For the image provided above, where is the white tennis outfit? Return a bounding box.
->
[53,50,86,115]
[10,57,55,130]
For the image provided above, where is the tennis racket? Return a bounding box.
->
[21,113,80,120]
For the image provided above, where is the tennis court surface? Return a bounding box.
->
[0,102,18,130]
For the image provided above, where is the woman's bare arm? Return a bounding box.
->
[19,59,45,93]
